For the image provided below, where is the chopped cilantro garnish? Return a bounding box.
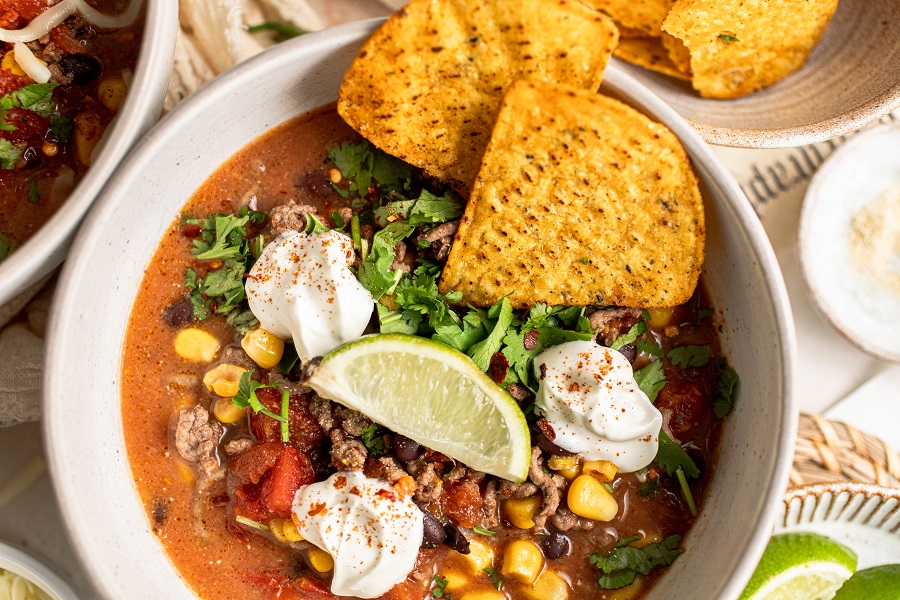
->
[357,222,414,300]
[656,430,699,479]
[468,297,514,371]
[304,213,330,235]
[633,361,666,402]
[408,189,465,226]
[360,423,385,455]
[279,389,290,442]
[0,139,21,170]
[713,364,739,418]
[279,343,300,375]
[48,113,73,143]
[484,567,503,590]
[638,474,660,497]
[473,526,496,536]
[635,338,664,358]
[676,467,698,517]
[667,344,710,369]
[330,211,347,230]
[232,371,287,425]
[718,32,741,44]
[235,515,270,531]
[27,179,38,203]
[590,534,684,590]
[0,231,16,261]
[327,139,412,198]
[431,575,452,599]
[246,21,308,43]
[0,82,59,133]
[610,320,648,350]
[697,307,715,322]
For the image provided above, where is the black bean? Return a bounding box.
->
[421,511,445,549]
[618,343,637,363]
[542,532,570,559]
[393,434,422,462]
[163,300,194,327]
[444,523,470,555]
[59,54,102,85]
[534,429,574,457]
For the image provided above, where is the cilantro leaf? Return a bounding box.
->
[192,213,250,260]
[304,213,330,235]
[360,423,385,455]
[667,344,710,369]
[713,364,739,418]
[633,361,666,402]
[431,575,452,599]
[376,302,421,335]
[371,150,413,190]
[224,306,259,335]
[635,339,664,358]
[373,199,416,227]
[328,140,413,198]
[611,321,648,350]
[656,430,699,479]
[357,222,414,300]
[0,231,16,261]
[468,297,513,371]
[0,139,21,169]
[718,32,741,44]
[590,534,684,590]
[697,307,715,322]
[246,21,308,42]
[5,82,59,116]
[473,526,496,536]
[27,178,38,203]
[484,567,503,590]
[408,189,465,226]
[232,371,286,424]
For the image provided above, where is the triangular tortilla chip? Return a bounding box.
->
[439,80,704,309]
[662,0,838,98]
[615,37,690,80]
[338,0,618,189]
[583,0,676,37]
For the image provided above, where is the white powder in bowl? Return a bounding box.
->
[848,183,900,298]
[0,569,52,600]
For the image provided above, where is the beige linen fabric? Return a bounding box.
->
[0,0,395,425]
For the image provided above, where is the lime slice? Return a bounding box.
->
[834,564,900,599]
[740,533,858,600]
[307,333,531,483]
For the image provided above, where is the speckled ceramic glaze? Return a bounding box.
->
[615,0,900,148]
[44,19,797,600]
[0,0,178,306]
[0,541,79,600]
[778,483,900,567]
[799,123,900,363]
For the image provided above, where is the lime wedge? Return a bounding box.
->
[740,533,858,600]
[307,333,531,482]
[834,564,900,599]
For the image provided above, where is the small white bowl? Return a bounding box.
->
[777,483,900,567]
[799,123,900,362]
[0,541,79,600]
[0,0,179,306]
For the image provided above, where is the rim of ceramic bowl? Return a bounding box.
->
[0,0,179,306]
[44,18,797,600]
[797,122,900,363]
[0,540,79,600]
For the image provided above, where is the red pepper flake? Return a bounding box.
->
[309,502,327,516]
[376,489,397,502]
[488,352,509,384]
[334,475,347,490]
[182,224,201,238]
[524,329,539,351]
[536,418,557,441]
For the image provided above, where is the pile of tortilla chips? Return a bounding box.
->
[587,0,839,98]
[338,0,706,309]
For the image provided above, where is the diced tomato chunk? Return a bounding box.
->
[261,446,310,517]
[0,108,48,144]
[230,442,315,521]
[656,376,706,437]
[0,71,31,96]
[249,387,324,452]
[10,0,46,20]
[441,479,484,528]
[229,441,283,487]
[50,24,85,55]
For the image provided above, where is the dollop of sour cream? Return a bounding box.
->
[292,472,424,598]
[534,340,662,472]
[246,230,374,361]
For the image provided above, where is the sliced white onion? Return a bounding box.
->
[0,0,141,44]
[13,42,51,84]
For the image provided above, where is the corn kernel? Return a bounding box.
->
[212,399,247,424]
[174,328,220,363]
[269,519,290,543]
[442,571,468,592]
[97,75,128,111]
[203,364,247,395]
[241,328,285,369]
[501,539,543,585]
[582,460,617,483]
[176,462,195,484]
[1,51,24,75]
[567,475,618,522]
[646,307,674,328]
[281,519,304,542]
[629,530,663,549]
[464,539,495,572]
[523,570,569,600]
[504,496,542,529]
[308,549,334,572]
[547,455,581,481]
[602,576,644,600]
[459,592,506,600]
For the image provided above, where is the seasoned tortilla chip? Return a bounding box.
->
[439,80,705,309]
[661,32,692,75]
[338,0,618,189]
[662,0,838,98]
[583,0,676,37]
[615,37,690,81]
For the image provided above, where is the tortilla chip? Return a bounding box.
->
[337,0,618,189]
[615,37,690,81]
[439,80,705,309]
[661,32,692,75]
[662,0,838,98]
[583,0,676,37]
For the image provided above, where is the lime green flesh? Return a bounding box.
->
[834,564,900,600]
[740,533,858,600]
[307,333,532,482]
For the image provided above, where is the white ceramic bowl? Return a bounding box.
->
[799,124,900,363]
[0,541,79,600]
[615,0,900,148]
[44,19,797,600]
[0,0,179,306]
